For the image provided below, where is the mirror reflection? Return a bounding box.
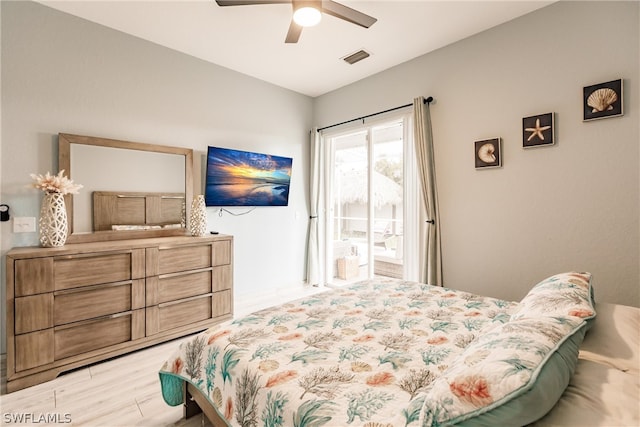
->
[70,144,185,233]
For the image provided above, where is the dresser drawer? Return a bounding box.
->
[15,294,53,334]
[15,330,54,372]
[146,294,213,335]
[213,240,232,266]
[54,280,145,326]
[153,244,213,275]
[15,258,54,296]
[146,269,212,306]
[213,290,232,318]
[54,250,144,291]
[54,310,144,360]
[213,265,232,292]
[14,309,144,371]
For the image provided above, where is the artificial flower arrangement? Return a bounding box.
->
[30,170,82,195]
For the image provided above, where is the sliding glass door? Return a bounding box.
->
[325,115,417,284]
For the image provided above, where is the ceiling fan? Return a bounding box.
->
[215,0,377,43]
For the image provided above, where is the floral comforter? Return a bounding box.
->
[159,277,519,426]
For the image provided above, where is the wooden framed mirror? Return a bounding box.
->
[58,133,194,243]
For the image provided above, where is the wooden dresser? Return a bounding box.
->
[5,234,233,392]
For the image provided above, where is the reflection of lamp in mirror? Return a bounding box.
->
[181,201,186,228]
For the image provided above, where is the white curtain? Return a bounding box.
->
[413,97,442,285]
[306,128,322,286]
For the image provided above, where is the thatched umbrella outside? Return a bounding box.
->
[337,169,402,209]
[335,168,402,238]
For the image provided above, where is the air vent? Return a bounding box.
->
[342,49,370,65]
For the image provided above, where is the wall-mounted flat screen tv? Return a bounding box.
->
[205,146,293,207]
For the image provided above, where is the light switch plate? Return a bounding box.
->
[13,217,36,233]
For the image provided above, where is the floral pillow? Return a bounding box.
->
[511,272,595,321]
[418,315,587,426]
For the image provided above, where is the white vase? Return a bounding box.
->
[188,195,207,237]
[39,192,68,247]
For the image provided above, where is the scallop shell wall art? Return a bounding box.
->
[583,79,623,121]
[587,88,617,112]
[474,138,502,169]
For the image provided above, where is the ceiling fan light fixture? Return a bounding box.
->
[293,6,322,27]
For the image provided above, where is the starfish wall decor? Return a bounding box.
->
[522,112,554,148]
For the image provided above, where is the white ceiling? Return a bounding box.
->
[37,0,553,97]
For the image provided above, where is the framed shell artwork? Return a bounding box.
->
[474,138,501,169]
[583,79,623,121]
[523,112,554,148]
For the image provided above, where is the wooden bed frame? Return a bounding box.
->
[184,382,226,425]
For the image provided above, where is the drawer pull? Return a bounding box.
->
[116,194,184,199]
[157,243,211,250]
[158,293,213,308]
[54,280,133,296]
[54,311,132,331]
[158,267,212,280]
[54,251,133,261]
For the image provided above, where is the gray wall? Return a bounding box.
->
[315,1,639,307]
[0,1,313,353]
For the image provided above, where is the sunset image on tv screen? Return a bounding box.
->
[205,146,293,206]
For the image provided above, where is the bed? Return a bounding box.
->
[158,272,639,426]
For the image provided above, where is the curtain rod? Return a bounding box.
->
[317,96,433,132]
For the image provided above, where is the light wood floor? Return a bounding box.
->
[0,285,327,426]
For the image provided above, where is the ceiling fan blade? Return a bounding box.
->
[215,0,290,6]
[321,0,377,28]
[285,19,303,43]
